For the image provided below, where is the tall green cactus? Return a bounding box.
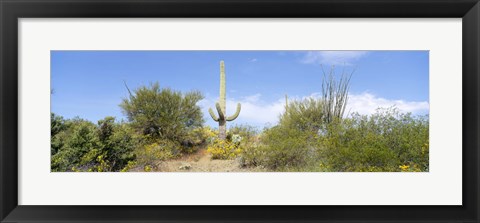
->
[209,60,241,140]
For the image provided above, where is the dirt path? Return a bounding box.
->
[155,148,261,172]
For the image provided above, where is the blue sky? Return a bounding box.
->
[51,51,429,129]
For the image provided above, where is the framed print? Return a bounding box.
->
[1,0,479,222]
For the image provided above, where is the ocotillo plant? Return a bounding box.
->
[209,61,241,140]
[285,94,288,110]
[321,65,353,124]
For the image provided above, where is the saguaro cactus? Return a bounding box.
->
[209,61,241,140]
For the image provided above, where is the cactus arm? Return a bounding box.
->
[215,102,225,120]
[226,103,241,121]
[208,107,219,122]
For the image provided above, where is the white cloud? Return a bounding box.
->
[199,95,285,128]
[199,92,429,129]
[301,51,368,66]
[302,92,428,116]
[249,58,258,62]
[242,93,261,103]
[227,98,284,125]
[346,92,429,116]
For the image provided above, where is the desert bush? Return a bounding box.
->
[228,124,259,142]
[51,113,67,137]
[51,116,139,172]
[51,118,99,171]
[87,117,138,171]
[180,126,216,153]
[238,143,264,167]
[318,108,429,172]
[200,126,218,145]
[241,126,315,170]
[207,125,259,160]
[239,107,428,172]
[280,98,325,134]
[279,65,351,134]
[51,113,71,155]
[134,140,178,171]
[119,82,204,146]
[207,138,242,160]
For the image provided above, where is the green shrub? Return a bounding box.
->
[134,140,178,171]
[180,126,214,153]
[239,97,326,171]
[228,124,259,142]
[51,116,139,172]
[241,126,315,170]
[318,108,429,172]
[51,113,67,138]
[119,82,204,145]
[51,118,99,171]
[239,107,428,172]
[90,117,138,171]
[280,98,325,134]
[238,142,264,167]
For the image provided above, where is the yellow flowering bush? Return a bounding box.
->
[180,126,219,154]
[144,165,152,172]
[399,164,410,171]
[134,140,178,171]
[207,139,242,160]
[399,163,422,172]
[120,161,137,172]
[202,126,218,139]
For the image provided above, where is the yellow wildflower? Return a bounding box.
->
[399,165,409,171]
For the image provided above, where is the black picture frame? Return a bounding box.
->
[1,0,479,222]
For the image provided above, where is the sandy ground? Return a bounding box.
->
[154,149,263,172]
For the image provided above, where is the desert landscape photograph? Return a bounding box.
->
[51,50,429,172]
